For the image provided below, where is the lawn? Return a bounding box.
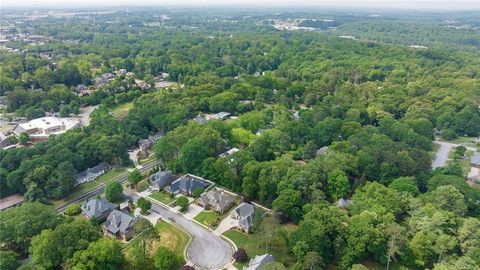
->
[149,191,175,205]
[446,136,477,145]
[223,224,297,268]
[110,102,133,119]
[194,211,220,228]
[124,221,190,268]
[52,168,127,207]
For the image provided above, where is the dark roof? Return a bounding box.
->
[199,189,233,211]
[150,170,177,188]
[81,198,116,218]
[168,174,210,194]
[76,164,109,180]
[234,203,255,229]
[104,210,134,234]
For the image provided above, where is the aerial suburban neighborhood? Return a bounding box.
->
[1,3,479,270]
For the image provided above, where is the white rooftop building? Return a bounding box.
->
[13,116,81,141]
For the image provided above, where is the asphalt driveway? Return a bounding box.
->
[150,202,234,269]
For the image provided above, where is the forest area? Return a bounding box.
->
[0,7,479,270]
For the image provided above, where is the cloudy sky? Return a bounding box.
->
[1,0,479,10]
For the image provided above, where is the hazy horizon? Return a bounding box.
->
[1,0,479,11]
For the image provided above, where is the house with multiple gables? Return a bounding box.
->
[138,132,163,152]
[243,254,274,270]
[165,174,211,196]
[149,170,177,191]
[81,198,116,220]
[102,209,136,241]
[197,188,234,213]
[232,202,255,233]
[75,164,110,186]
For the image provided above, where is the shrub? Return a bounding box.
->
[65,202,82,216]
[233,248,248,262]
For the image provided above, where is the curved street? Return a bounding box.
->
[149,202,234,269]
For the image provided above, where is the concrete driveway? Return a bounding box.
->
[150,203,234,269]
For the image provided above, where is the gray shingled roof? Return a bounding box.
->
[235,203,255,229]
[199,189,233,212]
[243,254,274,270]
[150,170,177,189]
[104,210,134,234]
[472,152,480,166]
[168,175,210,194]
[76,164,109,180]
[81,198,116,218]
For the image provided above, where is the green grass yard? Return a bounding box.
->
[110,102,133,119]
[52,168,127,207]
[223,225,297,268]
[149,191,175,205]
[194,211,220,228]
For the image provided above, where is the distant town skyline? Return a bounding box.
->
[2,0,479,11]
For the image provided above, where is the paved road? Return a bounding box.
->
[432,141,477,169]
[149,202,233,270]
[56,160,161,212]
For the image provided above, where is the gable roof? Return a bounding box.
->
[76,164,109,180]
[150,170,177,188]
[168,174,210,194]
[104,210,134,234]
[243,254,274,270]
[200,189,233,211]
[81,198,116,218]
[471,152,480,166]
[234,203,255,229]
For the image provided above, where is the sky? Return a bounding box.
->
[1,0,479,10]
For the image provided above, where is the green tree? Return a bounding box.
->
[388,176,420,196]
[19,132,29,145]
[458,218,480,254]
[67,239,125,270]
[154,247,175,270]
[176,196,189,212]
[429,185,467,216]
[272,188,303,222]
[128,170,143,189]
[326,168,350,201]
[137,197,152,214]
[0,251,22,270]
[0,202,61,253]
[192,187,205,198]
[30,219,100,269]
[105,181,123,203]
[64,202,82,216]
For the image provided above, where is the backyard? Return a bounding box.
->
[125,221,190,268]
[110,102,133,119]
[223,223,297,268]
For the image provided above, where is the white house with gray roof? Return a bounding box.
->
[102,210,136,241]
[243,254,274,270]
[81,198,116,219]
[75,164,110,186]
[232,202,255,233]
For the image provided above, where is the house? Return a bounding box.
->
[102,210,136,241]
[0,132,12,149]
[197,188,234,213]
[81,198,116,219]
[219,147,240,158]
[210,112,231,120]
[194,114,207,124]
[75,164,110,186]
[232,203,255,233]
[13,116,81,142]
[138,132,163,152]
[317,146,328,156]
[150,170,177,191]
[242,254,274,270]
[337,198,353,209]
[0,194,24,211]
[76,84,88,92]
[165,174,210,196]
[471,152,480,168]
[467,167,480,183]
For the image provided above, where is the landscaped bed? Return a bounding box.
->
[149,191,175,205]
